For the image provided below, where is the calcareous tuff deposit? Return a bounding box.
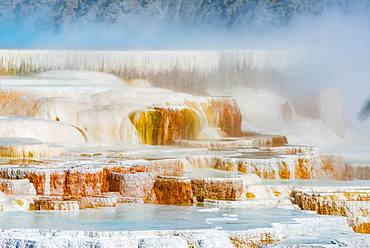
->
[0,51,368,248]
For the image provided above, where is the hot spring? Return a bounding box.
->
[0,47,368,247]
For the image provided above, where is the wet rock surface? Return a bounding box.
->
[292,186,370,234]
[191,178,243,202]
[154,177,193,205]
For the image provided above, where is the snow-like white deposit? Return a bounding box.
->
[0,116,86,145]
[0,49,294,75]
[35,70,125,86]
[0,70,230,145]
[0,67,366,153]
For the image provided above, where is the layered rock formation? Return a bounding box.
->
[292,186,370,234]
[0,70,246,147]
[0,68,368,248]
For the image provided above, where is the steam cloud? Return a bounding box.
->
[0,3,370,135]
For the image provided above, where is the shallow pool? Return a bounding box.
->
[0,204,317,231]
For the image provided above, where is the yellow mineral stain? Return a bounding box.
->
[295,158,312,179]
[246,192,256,199]
[13,199,25,206]
[130,107,201,145]
[278,161,291,179]
[353,223,370,234]
[273,191,281,197]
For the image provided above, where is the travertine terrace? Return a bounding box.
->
[0,50,368,248]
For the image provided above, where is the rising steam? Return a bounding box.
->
[0,2,370,137]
